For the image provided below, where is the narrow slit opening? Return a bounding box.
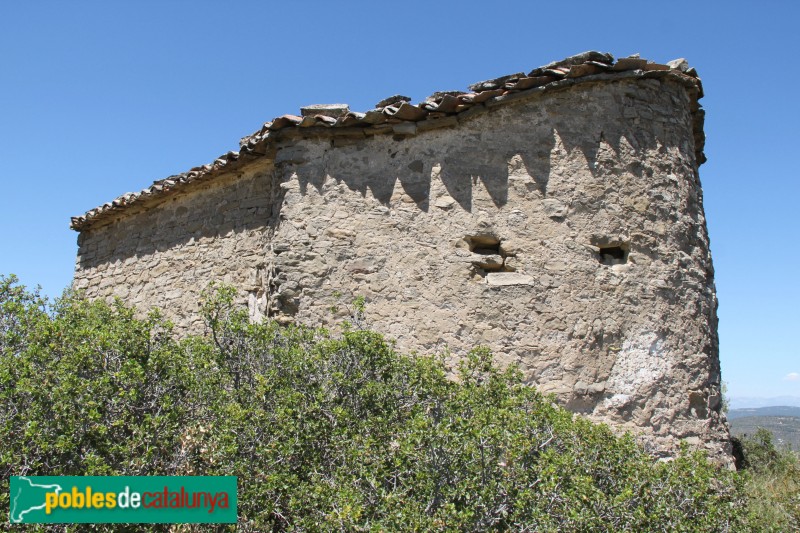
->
[597,243,629,265]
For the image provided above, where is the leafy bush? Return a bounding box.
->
[0,274,786,531]
[736,429,800,530]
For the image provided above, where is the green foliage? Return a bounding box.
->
[0,276,792,531]
[736,429,800,530]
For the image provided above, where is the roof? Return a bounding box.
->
[70,51,704,231]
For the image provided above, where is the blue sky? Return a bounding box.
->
[1,1,797,400]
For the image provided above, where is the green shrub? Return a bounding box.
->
[736,429,800,531]
[0,275,781,531]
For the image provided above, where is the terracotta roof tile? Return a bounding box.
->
[375,94,411,108]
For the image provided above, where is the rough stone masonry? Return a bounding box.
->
[71,52,730,461]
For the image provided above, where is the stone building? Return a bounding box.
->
[71,52,729,460]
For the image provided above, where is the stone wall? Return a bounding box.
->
[74,161,275,331]
[73,74,728,460]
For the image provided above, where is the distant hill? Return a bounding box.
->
[728,409,800,450]
[729,396,800,409]
[728,406,800,420]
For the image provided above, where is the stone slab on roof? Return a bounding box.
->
[70,51,704,231]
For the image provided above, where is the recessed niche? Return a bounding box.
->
[466,235,501,254]
[465,235,515,273]
[596,243,629,266]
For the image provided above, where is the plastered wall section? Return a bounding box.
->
[267,77,726,459]
[73,162,275,332]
